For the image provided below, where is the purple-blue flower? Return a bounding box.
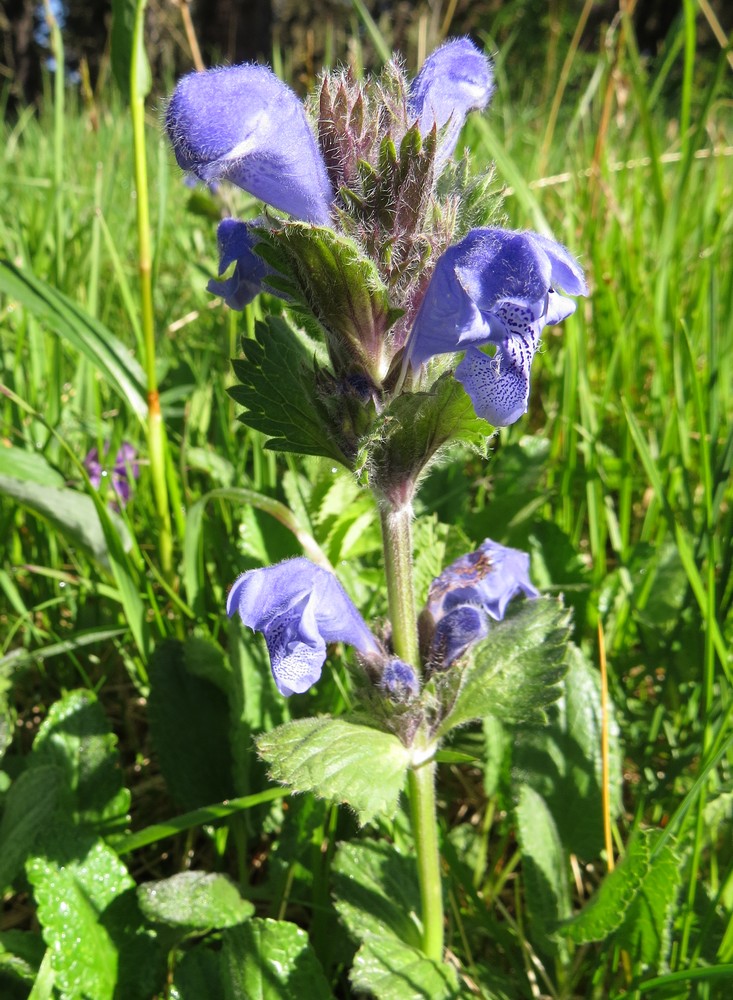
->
[166,64,334,225]
[83,442,139,509]
[380,658,420,700]
[206,218,277,310]
[166,41,493,311]
[408,38,494,171]
[227,557,381,697]
[427,539,538,668]
[407,229,587,426]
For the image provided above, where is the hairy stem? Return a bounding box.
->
[380,503,444,960]
[408,762,444,962]
[380,504,419,668]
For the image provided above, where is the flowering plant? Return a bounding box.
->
[167,37,586,979]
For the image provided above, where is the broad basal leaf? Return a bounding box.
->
[515,784,571,951]
[513,644,623,858]
[332,840,422,948]
[614,832,681,967]
[147,640,235,810]
[26,822,134,1000]
[351,935,460,1000]
[256,716,411,825]
[221,918,333,1000]
[0,766,61,891]
[436,597,571,738]
[556,830,655,944]
[30,689,130,829]
[137,872,253,930]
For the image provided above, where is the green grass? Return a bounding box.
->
[1,6,732,998]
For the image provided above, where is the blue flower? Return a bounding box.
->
[227,557,381,697]
[167,42,494,310]
[206,218,278,310]
[380,658,420,700]
[166,64,334,225]
[407,229,588,426]
[408,37,494,171]
[426,539,538,668]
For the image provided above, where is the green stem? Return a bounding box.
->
[408,762,444,962]
[130,0,173,582]
[380,503,444,959]
[380,504,419,667]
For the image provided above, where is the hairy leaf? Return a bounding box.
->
[513,644,623,858]
[257,716,411,824]
[332,840,422,948]
[515,784,571,950]
[26,823,134,1000]
[137,872,253,930]
[221,918,333,1000]
[351,935,460,1000]
[30,689,130,829]
[362,374,491,497]
[556,831,655,944]
[229,315,347,463]
[436,597,570,738]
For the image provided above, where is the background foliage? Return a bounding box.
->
[1,0,732,997]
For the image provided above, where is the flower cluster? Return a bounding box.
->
[166,38,586,428]
[227,540,536,700]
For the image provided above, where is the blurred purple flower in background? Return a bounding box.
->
[227,557,381,696]
[426,538,538,668]
[407,229,588,426]
[84,442,139,509]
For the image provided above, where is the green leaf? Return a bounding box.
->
[0,766,61,891]
[615,833,681,967]
[111,0,151,100]
[0,445,65,487]
[26,823,134,1000]
[363,374,491,496]
[147,640,235,810]
[0,260,147,422]
[256,716,411,824]
[351,935,460,1000]
[221,918,333,1000]
[515,785,571,950]
[0,930,45,987]
[0,474,132,571]
[229,315,347,463]
[331,840,422,948]
[513,644,623,858]
[556,831,655,944]
[172,945,226,1000]
[436,597,571,738]
[30,690,130,829]
[137,872,254,930]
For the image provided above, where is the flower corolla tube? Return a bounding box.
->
[227,558,381,697]
[407,229,588,426]
[426,539,538,668]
